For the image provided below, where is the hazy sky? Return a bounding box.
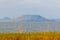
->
[0,0,60,19]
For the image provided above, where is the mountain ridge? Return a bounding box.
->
[14,15,57,22]
[0,15,59,22]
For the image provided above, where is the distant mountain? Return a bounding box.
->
[3,17,11,20]
[55,19,60,21]
[14,15,56,22]
[0,17,12,22]
[0,15,58,22]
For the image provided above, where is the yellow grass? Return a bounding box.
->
[0,32,60,40]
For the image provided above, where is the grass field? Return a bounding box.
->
[0,32,60,40]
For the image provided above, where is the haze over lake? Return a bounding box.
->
[0,22,60,32]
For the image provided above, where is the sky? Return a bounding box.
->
[0,0,60,19]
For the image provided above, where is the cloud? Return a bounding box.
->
[0,0,56,8]
[56,0,60,7]
[0,0,23,8]
[0,0,60,19]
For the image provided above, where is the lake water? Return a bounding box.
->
[0,22,60,32]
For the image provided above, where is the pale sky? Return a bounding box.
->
[0,0,60,19]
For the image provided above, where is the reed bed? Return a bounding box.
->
[0,32,60,40]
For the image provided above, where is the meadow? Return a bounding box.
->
[0,32,60,40]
